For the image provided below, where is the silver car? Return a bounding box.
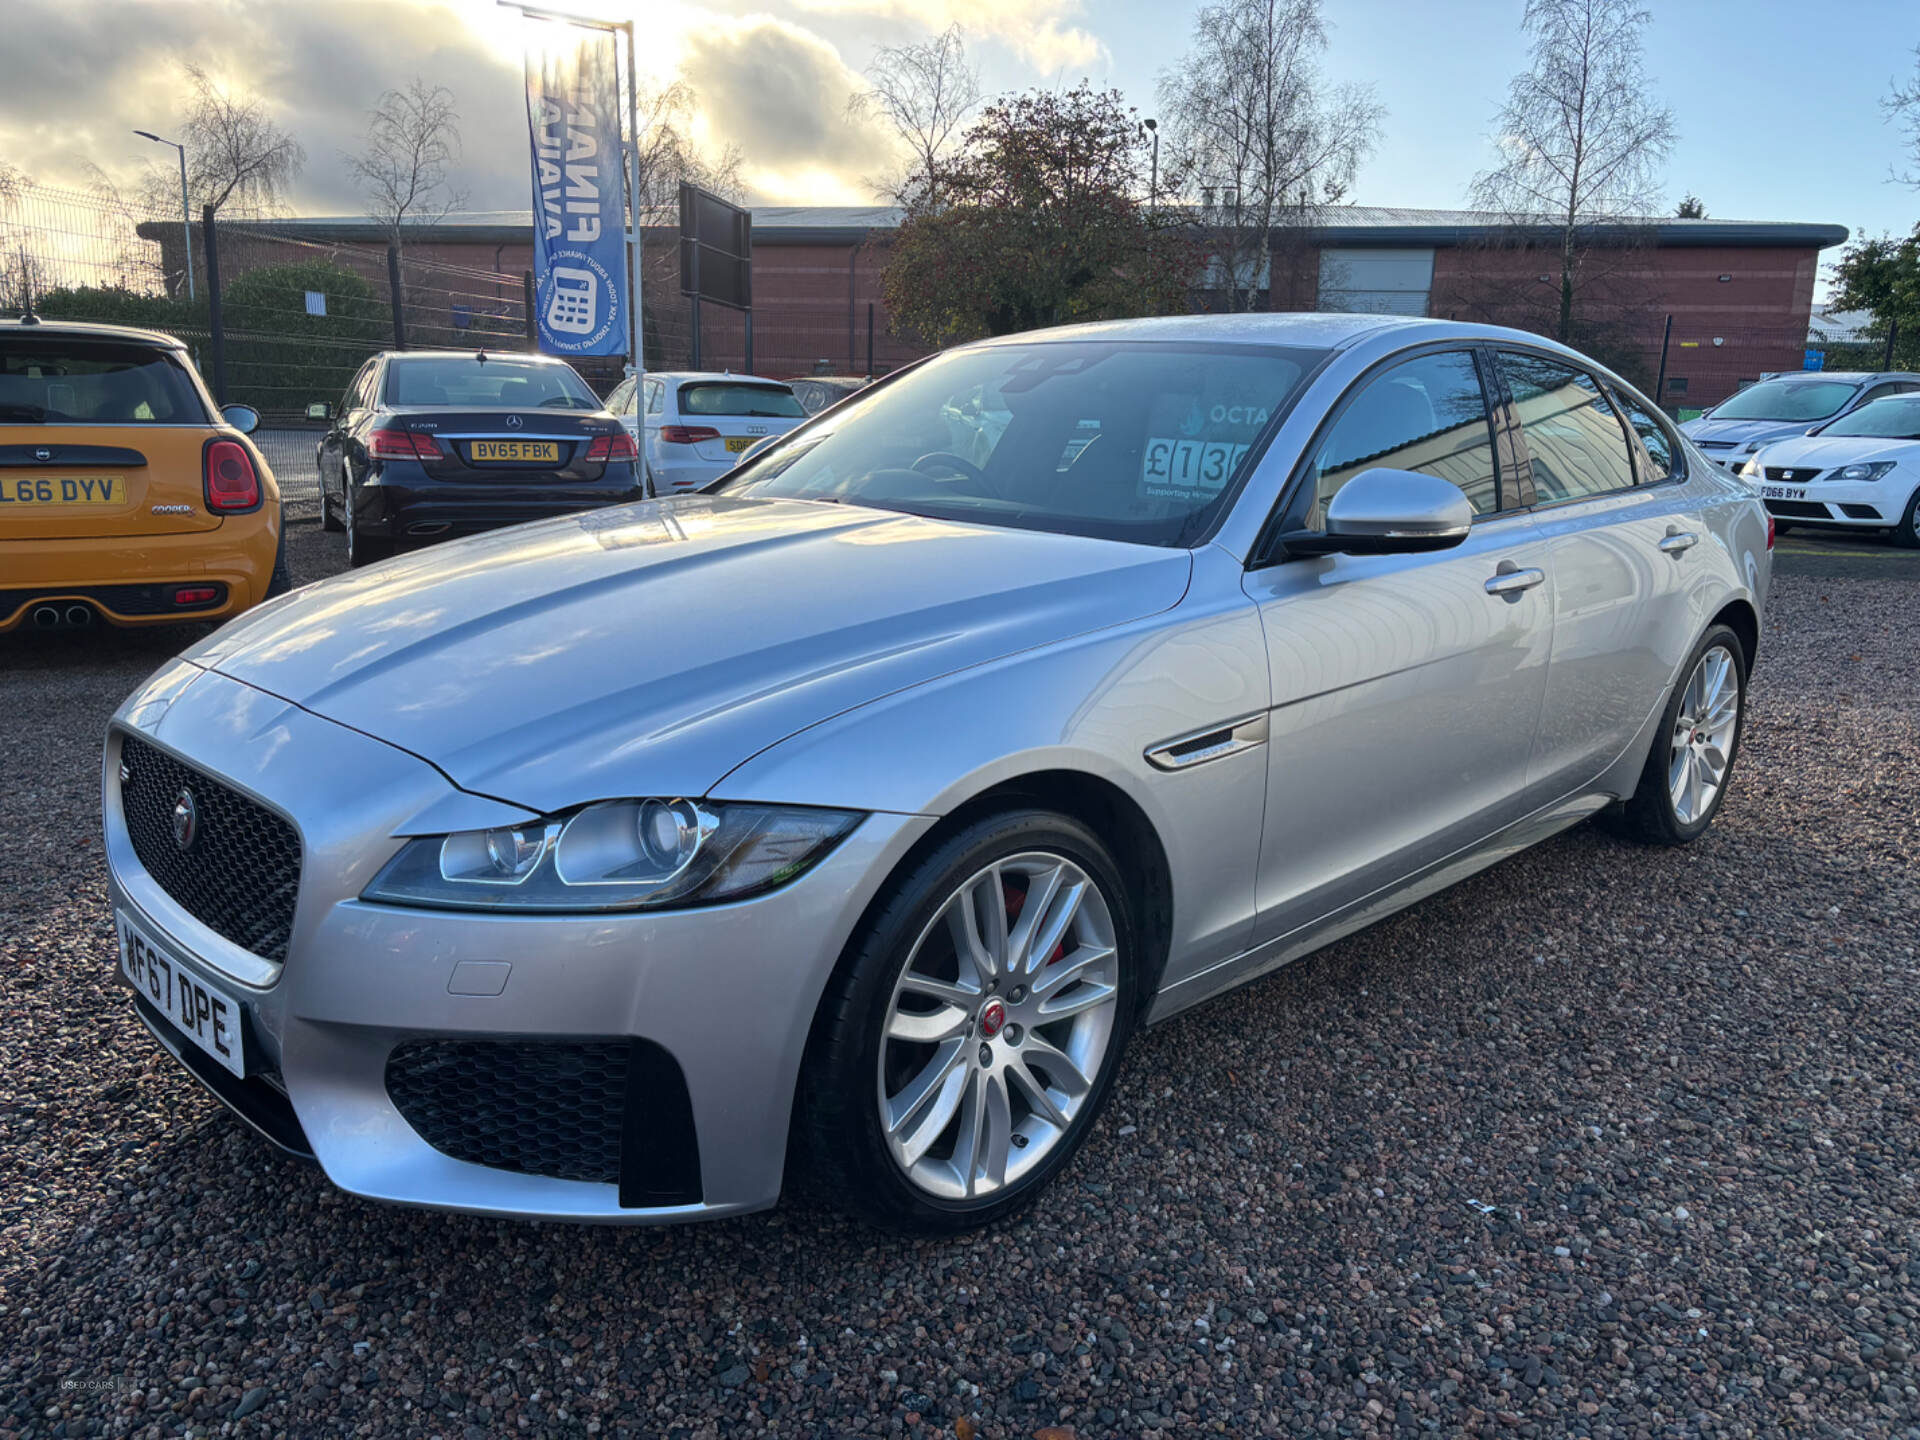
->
[104,315,1771,1233]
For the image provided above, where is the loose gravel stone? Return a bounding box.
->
[4,526,1918,1439]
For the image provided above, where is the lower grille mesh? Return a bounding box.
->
[385,1041,630,1184]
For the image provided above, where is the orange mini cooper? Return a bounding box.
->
[0,317,286,632]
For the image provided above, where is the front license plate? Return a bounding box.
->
[0,473,125,505]
[117,910,246,1078]
[1761,485,1807,501]
[723,437,757,454]
[470,440,560,464]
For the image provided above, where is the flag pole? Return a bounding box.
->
[498,0,644,412]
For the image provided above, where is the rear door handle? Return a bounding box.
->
[1659,530,1699,554]
[1484,567,1546,596]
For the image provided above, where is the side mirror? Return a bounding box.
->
[305,401,333,422]
[221,403,260,435]
[1280,468,1474,558]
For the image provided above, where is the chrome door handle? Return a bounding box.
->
[1659,531,1699,554]
[1484,567,1546,596]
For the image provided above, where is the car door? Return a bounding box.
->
[319,363,370,498]
[1492,349,1706,798]
[1240,345,1555,947]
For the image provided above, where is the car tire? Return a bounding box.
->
[264,521,293,599]
[320,471,344,533]
[796,808,1138,1233]
[344,487,392,569]
[1895,486,1920,549]
[1608,623,1748,846]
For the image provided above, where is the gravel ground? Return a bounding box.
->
[3,524,1918,1440]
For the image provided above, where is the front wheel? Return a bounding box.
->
[1610,624,1748,845]
[797,810,1137,1233]
[1895,485,1920,549]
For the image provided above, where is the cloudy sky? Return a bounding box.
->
[3,0,1916,248]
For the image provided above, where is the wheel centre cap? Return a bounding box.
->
[979,998,1007,1039]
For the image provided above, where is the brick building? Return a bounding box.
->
[151,205,1845,409]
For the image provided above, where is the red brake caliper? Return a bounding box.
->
[1003,880,1068,965]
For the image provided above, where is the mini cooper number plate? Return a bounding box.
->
[0,474,124,505]
[118,910,247,1078]
[470,440,560,464]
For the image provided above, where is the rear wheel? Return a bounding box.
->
[1610,624,1747,845]
[319,469,344,532]
[798,809,1137,1233]
[1895,485,1920,549]
[344,486,392,568]
[264,521,292,599]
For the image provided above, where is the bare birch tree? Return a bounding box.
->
[850,24,982,205]
[1158,0,1381,312]
[162,64,306,217]
[1469,0,1675,343]
[1888,44,1920,189]
[350,79,466,247]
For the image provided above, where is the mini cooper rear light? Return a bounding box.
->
[173,586,219,606]
[585,431,640,462]
[368,428,445,461]
[659,425,721,445]
[202,439,260,512]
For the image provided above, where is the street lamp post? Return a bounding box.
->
[1143,118,1159,214]
[133,130,195,303]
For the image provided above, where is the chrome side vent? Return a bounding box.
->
[1145,713,1270,772]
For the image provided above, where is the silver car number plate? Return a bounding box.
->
[1761,485,1806,501]
[117,910,247,1077]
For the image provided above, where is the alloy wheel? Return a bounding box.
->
[1668,644,1740,824]
[876,852,1120,1201]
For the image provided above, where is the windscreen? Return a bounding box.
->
[1820,395,1920,440]
[1711,378,1859,422]
[384,356,601,409]
[680,382,806,418]
[718,341,1320,546]
[0,339,206,424]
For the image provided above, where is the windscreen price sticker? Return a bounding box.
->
[1141,439,1252,499]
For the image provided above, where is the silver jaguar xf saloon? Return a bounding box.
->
[104,314,1771,1232]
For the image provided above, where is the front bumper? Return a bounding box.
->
[1761,481,1908,528]
[103,661,930,1222]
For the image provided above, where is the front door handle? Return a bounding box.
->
[1485,566,1546,596]
[1659,530,1699,555]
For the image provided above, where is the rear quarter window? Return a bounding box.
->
[0,339,207,424]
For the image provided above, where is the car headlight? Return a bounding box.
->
[1736,455,1763,478]
[362,799,863,912]
[1831,462,1895,482]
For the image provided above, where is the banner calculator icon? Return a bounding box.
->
[546,268,599,335]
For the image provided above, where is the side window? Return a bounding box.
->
[605,378,635,415]
[1308,350,1499,526]
[1497,352,1638,502]
[645,380,664,415]
[1608,388,1677,483]
[343,363,372,415]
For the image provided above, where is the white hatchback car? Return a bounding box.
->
[1742,392,1920,545]
[605,372,808,494]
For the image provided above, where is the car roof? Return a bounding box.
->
[1753,371,1920,384]
[380,350,577,365]
[0,317,188,349]
[955,311,1585,353]
[648,371,794,386]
